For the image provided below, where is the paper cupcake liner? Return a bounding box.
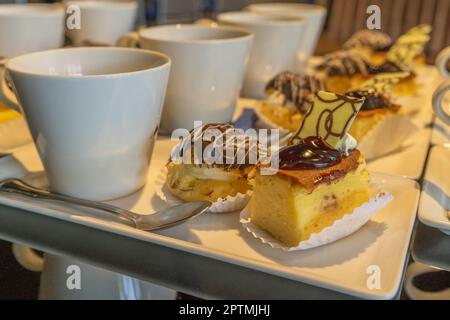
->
[0,116,32,153]
[357,114,418,161]
[155,167,252,213]
[240,189,393,251]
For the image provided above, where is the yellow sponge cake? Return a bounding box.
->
[250,91,369,246]
[251,138,371,246]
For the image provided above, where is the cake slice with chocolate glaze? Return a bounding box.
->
[250,91,371,246]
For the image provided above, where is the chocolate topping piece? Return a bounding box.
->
[343,30,392,51]
[317,50,372,77]
[369,60,405,74]
[277,148,361,190]
[279,136,342,170]
[290,91,364,148]
[265,72,325,113]
[346,90,391,111]
[172,123,262,169]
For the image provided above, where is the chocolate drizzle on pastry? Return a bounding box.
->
[346,90,391,111]
[343,30,393,51]
[317,50,372,76]
[265,72,325,113]
[173,123,262,169]
[279,136,342,170]
[369,60,404,74]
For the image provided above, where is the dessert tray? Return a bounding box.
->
[0,141,419,299]
[431,117,450,146]
[418,145,450,235]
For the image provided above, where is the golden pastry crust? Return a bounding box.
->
[166,163,253,203]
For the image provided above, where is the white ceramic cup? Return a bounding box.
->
[120,24,253,133]
[0,4,65,59]
[65,0,138,46]
[6,47,171,200]
[432,79,450,125]
[0,4,65,109]
[247,2,327,73]
[436,46,450,78]
[217,11,306,99]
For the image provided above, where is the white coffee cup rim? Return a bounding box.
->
[6,47,171,79]
[218,11,305,26]
[64,0,137,10]
[139,24,253,44]
[247,2,326,16]
[0,3,64,16]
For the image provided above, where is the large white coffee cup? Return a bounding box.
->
[6,47,171,200]
[65,0,138,46]
[120,24,253,133]
[217,11,305,99]
[247,2,326,73]
[0,4,65,59]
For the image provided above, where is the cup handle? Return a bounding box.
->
[0,63,20,112]
[12,244,44,272]
[436,47,450,78]
[432,79,450,125]
[116,31,140,48]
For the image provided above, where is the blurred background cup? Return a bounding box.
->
[120,24,253,133]
[433,47,450,125]
[217,11,305,99]
[6,47,171,200]
[432,79,450,125]
[0,3,65,109]
[0,3,65,59]
[436,46,450,78]
[65,0,138,46]
[246,2,327,73]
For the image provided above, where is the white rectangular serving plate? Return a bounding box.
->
[0,140,419,299]
[365,128,431,180]
[418,145,450,234]
[431,118,450,146]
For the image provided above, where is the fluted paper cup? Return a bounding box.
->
[240,189,393,251]
[155,167,252,213]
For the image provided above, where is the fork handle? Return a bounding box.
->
[0,178,139,223]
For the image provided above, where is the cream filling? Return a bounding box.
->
[266,92,297,112]
[340,134,357,156]
[182,164,243,181]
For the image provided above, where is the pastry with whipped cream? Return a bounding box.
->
[316,50,372,94]
[343,30,393,65]
[250,91,372,246]
[166,124,261,203]
[260,71,325,132]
